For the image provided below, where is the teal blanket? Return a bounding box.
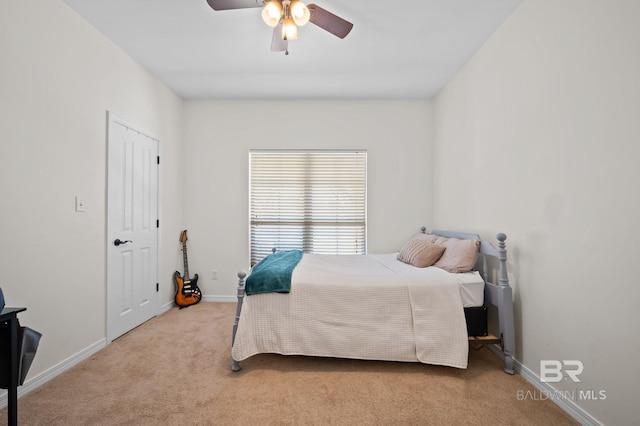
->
[246,250,303,295]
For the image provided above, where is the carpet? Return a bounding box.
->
[2,302,577,425]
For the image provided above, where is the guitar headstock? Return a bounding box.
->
[180,230,188,244]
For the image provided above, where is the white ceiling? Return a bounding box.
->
[63,0,523,100]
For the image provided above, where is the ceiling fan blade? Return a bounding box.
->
[206,0,262,11]
[271,24,288,52]
[307,4,353,39]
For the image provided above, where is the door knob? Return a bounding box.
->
[114,239,133,247]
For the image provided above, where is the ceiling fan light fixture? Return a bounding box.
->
[290,0,310,26]
[206,0,353,52]
[261,0,282,27]
[281,15,298,40]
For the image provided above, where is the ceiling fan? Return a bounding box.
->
[205,0,353,54]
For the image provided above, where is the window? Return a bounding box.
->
[250,150,367,265]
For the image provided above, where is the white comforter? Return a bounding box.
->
[231,253,469,369]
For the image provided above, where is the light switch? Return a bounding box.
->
[75,196,86,212]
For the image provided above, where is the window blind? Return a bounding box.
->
[250,150,367,265]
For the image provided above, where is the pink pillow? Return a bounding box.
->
[397,237,446,268]
[433,238,480,273]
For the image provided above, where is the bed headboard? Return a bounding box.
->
[422,227,515,374]
[421,227,506,287]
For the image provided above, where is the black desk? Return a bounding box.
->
[1,307,26,426]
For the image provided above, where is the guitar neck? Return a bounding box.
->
[182,243,190,280]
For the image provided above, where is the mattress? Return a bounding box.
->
[372,253,484,308]
[454,271,485,308]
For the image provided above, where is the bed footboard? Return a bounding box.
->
[231,271,247,372]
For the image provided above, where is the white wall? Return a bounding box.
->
[0,0,184,380]
[433,0,640,423]
[183,100,433,297]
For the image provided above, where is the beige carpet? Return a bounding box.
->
[3,302,576,425]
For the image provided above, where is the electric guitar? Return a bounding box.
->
[174,230,202,308]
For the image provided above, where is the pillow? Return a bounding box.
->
[433,238,480,273]
[397,238,446,268]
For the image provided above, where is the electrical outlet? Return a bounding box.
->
[211,270,218,280]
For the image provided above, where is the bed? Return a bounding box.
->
[230,228,515,374]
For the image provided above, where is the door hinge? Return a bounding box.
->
[156,219,159,228]
[156,283,159,292]
[157,156,160,165]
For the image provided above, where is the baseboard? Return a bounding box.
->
[160,299,175,312]
[485,345,603,426]
[0,338,107,409]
